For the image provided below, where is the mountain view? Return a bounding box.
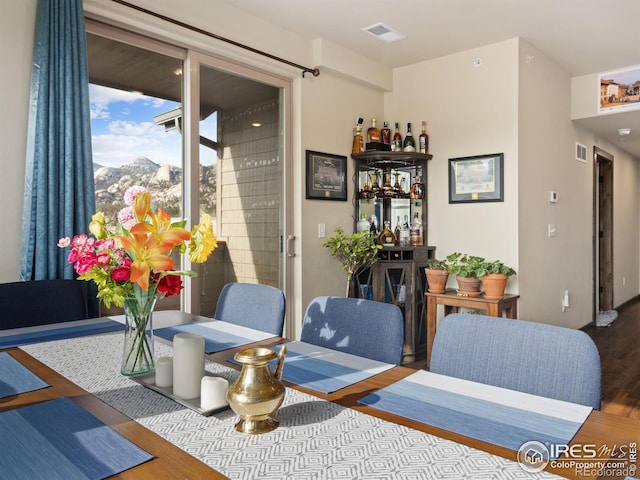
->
[93,156,216,223]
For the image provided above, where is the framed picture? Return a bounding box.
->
[305,150,347,201]
[448,153,504,203]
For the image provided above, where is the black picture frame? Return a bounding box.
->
[305,150,347,201]
[448,153,504,203]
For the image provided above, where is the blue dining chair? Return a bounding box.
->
[430,313,601,409]
[0,280,89,330]
[300,296,405,365]
[214,283,286,336]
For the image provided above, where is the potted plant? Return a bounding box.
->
[424,258,449,294]
[446,252,485,296]
[324,227,382,297]
[477,260,516,300]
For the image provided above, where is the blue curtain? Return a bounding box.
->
[20,0,95,282]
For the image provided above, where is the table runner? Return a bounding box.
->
[155,320,274,353]
[0,396,153,480]
[22,334,562,479]
[274,341,395,394]
[0,318,123,349]
[358,370,592,457]
[0,351,49,398]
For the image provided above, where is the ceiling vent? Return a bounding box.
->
[362,22,406,43]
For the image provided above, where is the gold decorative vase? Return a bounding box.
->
[227,346,287,434]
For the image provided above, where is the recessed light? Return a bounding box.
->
[251,122,262,128]
[362,22,406,43]
[173,67,183,76]
[617,128,631,137]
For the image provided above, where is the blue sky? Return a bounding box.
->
[89,84,216,168]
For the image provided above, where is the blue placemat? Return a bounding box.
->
[358,371,591,458]
[0,319,123,349]
[156,321,274,353]
[230,341,394,394]
[0,352,49,398]
[0,397,153,479]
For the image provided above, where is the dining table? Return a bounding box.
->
[1,310,638,480]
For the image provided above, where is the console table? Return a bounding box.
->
[425,289,520,368]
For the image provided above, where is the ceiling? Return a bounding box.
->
[219,0,640,159]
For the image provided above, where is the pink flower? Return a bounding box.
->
[57,237,70,248]
[97,253,111,265]
[74,252,98,274]
[117,206,137,230]
[124,186,148,206]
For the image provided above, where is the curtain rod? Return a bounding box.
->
[109,0,320,78]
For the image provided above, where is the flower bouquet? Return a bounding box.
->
[58,186,217,376]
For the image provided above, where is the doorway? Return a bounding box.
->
[595,147,614,317]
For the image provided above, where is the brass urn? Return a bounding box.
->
[227,346,287,434]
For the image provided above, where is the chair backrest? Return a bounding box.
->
[214,283,286,336]
[0,280,89,330]
[430,313,601,409]
[300,296,404,365]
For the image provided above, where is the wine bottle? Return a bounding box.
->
[403,123,416,152]
[351,125,364,154]
[381,121,391,145]
[367,118,381,143]
[392,122,402,152]
[409,212,423,246]
[419,121,429,154]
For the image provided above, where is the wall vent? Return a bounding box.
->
[575,142,587,163]
[362,23,406,43]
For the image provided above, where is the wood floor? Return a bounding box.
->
[584,297,640,419]
[409,299,640,418]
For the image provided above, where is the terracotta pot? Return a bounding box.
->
[482,273,509,300]
[425,269,449,294]
[455,276,482,297]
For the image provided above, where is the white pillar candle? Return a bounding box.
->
[155,356,173,388]
[172,333,205,400]
[200,376,229,411]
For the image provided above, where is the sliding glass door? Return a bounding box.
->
[86,22,292,322]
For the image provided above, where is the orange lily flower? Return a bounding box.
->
[118,233,175,290]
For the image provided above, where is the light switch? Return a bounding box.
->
[318,224,326,238]
[548,224,556,237]
[549,191,558,203]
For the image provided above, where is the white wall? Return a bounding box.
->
[1,0,36,282]
[384,39,520,291]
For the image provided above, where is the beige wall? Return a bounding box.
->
[296,71,384,337]
[1,0,36,282]
[384,39,520,300]
[518,40,595,328]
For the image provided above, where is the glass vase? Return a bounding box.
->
[121,291,158,376]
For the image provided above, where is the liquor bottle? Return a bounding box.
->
[419,121,429,154]
[409,212,423,246]
[392,123,402,152]
[367,118,381,143]
[394,216,401,240]
[403,123,416,152]
[378,221,397,245]
[410,167,424,199]
[351,125,364,154]
[381,121,391,146]
[369,214,379,236]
